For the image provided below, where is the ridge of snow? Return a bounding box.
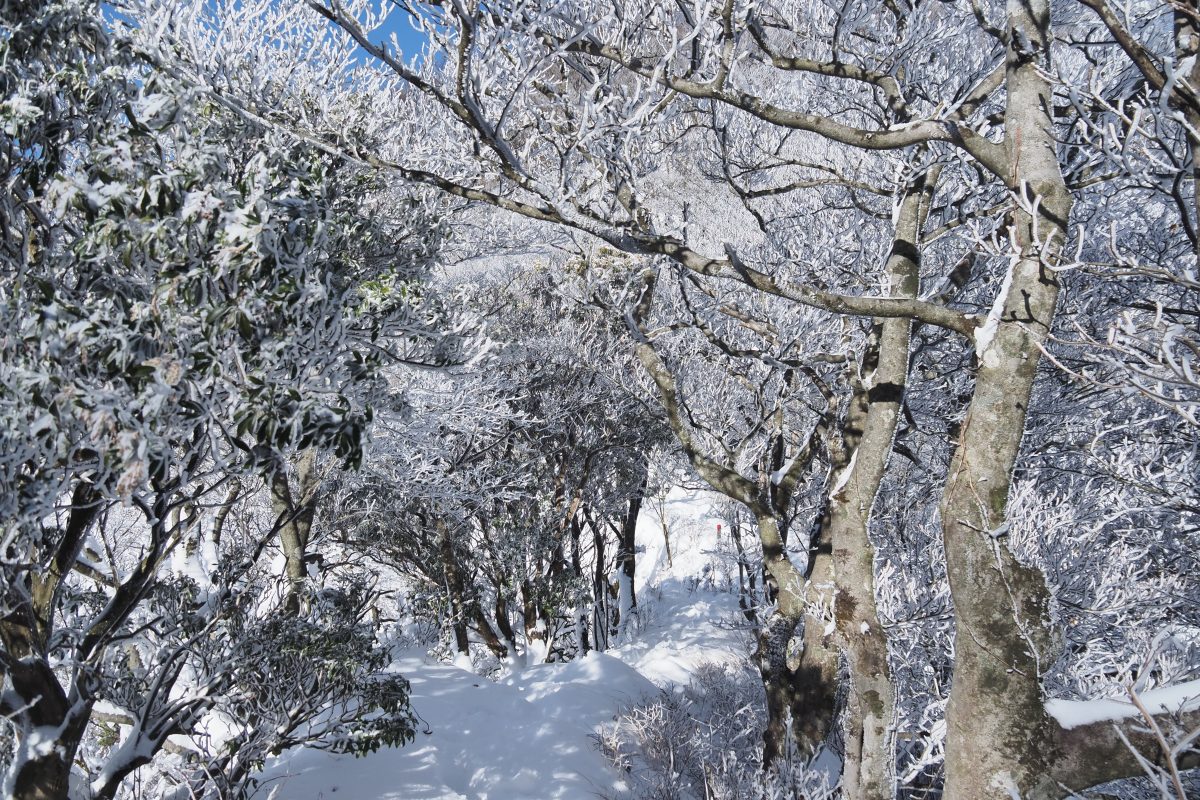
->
[1046,679,1200,730]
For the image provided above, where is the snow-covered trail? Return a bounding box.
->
[257,652,653,800]
[256,488,747,800]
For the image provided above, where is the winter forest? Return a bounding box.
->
[3,0,1200,798]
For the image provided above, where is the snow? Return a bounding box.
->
[255,487,751,800]
[1046,678,1200,730]
[828,450,858,499]
[91,722,159,796]
[257,654,627,800]
[973,262,1014,363]
[768,454,799,486]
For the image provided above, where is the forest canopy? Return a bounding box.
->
[2,1,1199,799]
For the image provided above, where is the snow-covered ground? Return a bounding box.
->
[255,488,751,800]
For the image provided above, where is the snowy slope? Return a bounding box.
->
[254,488,748,800]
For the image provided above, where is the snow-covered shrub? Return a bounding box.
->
[704,756,840,800]
[598,661,835,800]
[144,577,417,800]
[34,551,418,800]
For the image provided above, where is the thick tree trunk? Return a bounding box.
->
[3,655,94,800]
[12,754,75,800]
[494,593,519,655]
[2,484,102,800]
[470,605,508,659]
[940,2,1073,795]
[830,372,899,800]
[1051,706,1200,793]
[789,517,840,757]
[751,508,842,766]
[1178,1,1200,251]
[754,512,817,765]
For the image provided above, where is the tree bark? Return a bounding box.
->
[469,604,508,659]
[729,514,758,623]
[521,578,547,658]
[1177,0,1200,256]
[270,448,318,616]
[1050,705,1200,793]
[829,164,937,800]
[494,592,519,656]
[437,518,471,656]
[617,460,647,634]
[659,512,673,568]
[830,367,899,800]
[2,483,102,800]
[5,659,91,800]
[588,509,611,651]
[210,478,241,550]
[754,511,826,764]
[940,2,1073,795]
[789,514,840,758]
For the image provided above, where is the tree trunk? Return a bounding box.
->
[521,578,547,660]
[830,372,899,800]
[494,592,519,656]
[588,510,611,651]
[754,512,813,765]
[2,484,102,800]
[210,478,241,550]
[659,514,673,568]
[789,514,840,758]
[627,275,840,766]
[831,166,935,800]
[616,461,647,638]
[729,514,758,623]
[4,657,91,800]
[270,448,318,616]
[569,514,590,655]
[469,605,508,659]
[437,519,471,656]
[1050,707,1200,794]
[940,2,1073,795]
[1179,1,1200,252]
[12,754,75,800]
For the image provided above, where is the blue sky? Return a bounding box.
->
[106,2,430,65]
[369,5,431,62]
